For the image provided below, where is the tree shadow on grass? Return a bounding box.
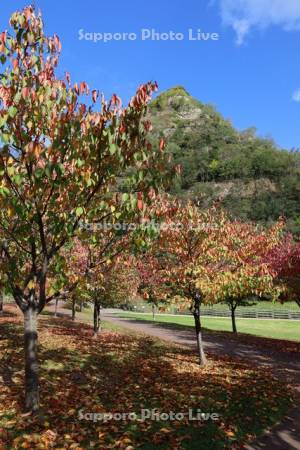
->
[112,316,300,365]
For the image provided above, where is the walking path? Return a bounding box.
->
[47,304,300,450]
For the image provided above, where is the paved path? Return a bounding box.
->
[46,304,300,450]
[102,312,300,450]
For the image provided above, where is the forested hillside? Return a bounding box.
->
[149,87,300,233]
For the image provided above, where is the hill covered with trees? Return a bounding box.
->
[148,86,300,233]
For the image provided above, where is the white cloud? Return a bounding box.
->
[219,0,300,44]
[292,89,300,102]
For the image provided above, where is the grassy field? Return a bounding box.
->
[116,312,300,342]
[202,301,299,311]
[129,300,300,315]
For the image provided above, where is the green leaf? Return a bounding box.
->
[45,165,52,179]
[0,186,10,197]
[75,207,84,217]
[76,159,85,168]
[0,115,8,128]
[31,55,39,66]
[109,143,117,155]
[14,92,21,104]
[8,106,18,118]
[1,133,10,144]
[7,166,15,177]
[107,129,113,144]
[13,175,22,186]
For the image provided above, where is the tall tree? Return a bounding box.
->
[0,6,168,412]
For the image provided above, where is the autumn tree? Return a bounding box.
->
[151,201,284,359]
[59,237,89,319]
[136,254,168,319]
[155,201,226,365]
[265,234,300,308]
[61,195,173,334]
[87,256,139,335]
[65,234,137,336]
[198,220,283,333]
[0,6,169,412]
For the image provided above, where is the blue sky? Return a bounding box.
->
[1,0,300,149]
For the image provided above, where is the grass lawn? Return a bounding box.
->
[130,300,300,314]
[203,301,299,311]
[0,307,293,449]
[116,313,300,342]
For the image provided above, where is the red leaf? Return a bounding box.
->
[53,34,62,52]
[74,83,79,95]
[22,87,30,99]
[92,90,98,103]
[148,188,156,200]
[80,82,86,95]
[24,7,33,21]
[159,139,165,151]
[66,72,70,84]
[0,31,6,46]
[111,94,122,107]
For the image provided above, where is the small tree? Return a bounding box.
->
[62,232,139,336]
[265,234,300,308]
[198,219,283,333]
[136,254,167,320]
[208,270,276,334]
[88,257,139,335]
[223,297,256,334]
[155,201,225,366]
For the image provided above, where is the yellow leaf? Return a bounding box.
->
[226,430,235,437]
[27,280,35,290]
[7,206,14,217]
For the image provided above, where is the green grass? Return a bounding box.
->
[116,312,300,342]
[203,301,299,311]
[130,300,300,315]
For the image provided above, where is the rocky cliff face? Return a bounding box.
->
[148,87,300,232]
[149,86,215,135]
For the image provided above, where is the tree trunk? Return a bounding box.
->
[24,306,39,413]
[192,296,207,366]
[231,305,237,333]
[71,297,76,320]
[0,292,3,315]
[54,298,58,317]
[93,299,101,337]
[152,304,155,320]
